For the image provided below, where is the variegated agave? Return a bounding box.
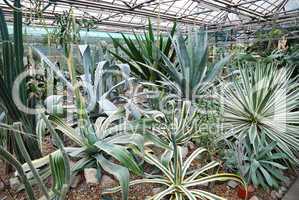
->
[104,136,245,200]
[145,101,199,148]
[33,45,147,200]
[144,100,201,166]
[220,62,299,164]
[0,119,70,200]
[47,108,145,200]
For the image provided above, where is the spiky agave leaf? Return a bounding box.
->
[225,134,288,189]
[109,19,176,81]
[220,62,299,164]
[46,110,145,200]
[146,101,199,149]
[41,113,71,199]
[103,144,245,200]
[158,30,231,99]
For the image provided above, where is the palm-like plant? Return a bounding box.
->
[220,62,299,164]
[109,19,176,81]
[156,30,230,100]
[104,135,244,200]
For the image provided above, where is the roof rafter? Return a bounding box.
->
[200,0,267,19]
[0,0,298,36]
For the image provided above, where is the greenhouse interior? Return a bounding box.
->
[0,0,299,199]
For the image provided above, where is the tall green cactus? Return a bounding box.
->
[0,1,41,160]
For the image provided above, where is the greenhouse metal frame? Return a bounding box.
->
[0,0,298,34]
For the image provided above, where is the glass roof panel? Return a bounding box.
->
[0,0,297,34]
[285,0,299,11]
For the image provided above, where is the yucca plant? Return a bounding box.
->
[155,30,230,100]
[220,62,299,164]
[109,19,176,81]
[104,134,245,200]
[224,134,287,189]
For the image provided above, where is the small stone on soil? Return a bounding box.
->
[271,190,280,199]
[9,177,20,190]
[187,141,196,150]
[152,187,162,194]
[277,186,287,198]
[227,180,239,189]
[71,175,82,188]
[84,168,99,184]
[249,196,259,200]
[100,175,116,188]
[279,186,287,193]
[181,146,188,159]
[0,181,4,191]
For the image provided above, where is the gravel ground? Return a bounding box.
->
[0,137,296,200]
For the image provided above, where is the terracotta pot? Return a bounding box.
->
[237,185,255,199]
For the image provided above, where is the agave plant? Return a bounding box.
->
[0,119,70,200]
[0,145,36,200]
[145,100,199,147]
[34,44,133,116]
[46,108,145,200]
[109,19,176,81]
[155,30,231,100]
[104,135,245,200]
[35,45,146,200]
[220,62,299,164]
[224,134,288,189]
[143,100,205,167]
